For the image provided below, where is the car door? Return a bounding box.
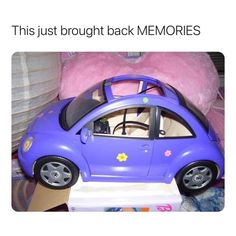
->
[81,106,155,178]
[149,107,196,178]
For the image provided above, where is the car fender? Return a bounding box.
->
[163,142,224,183]
[24,132,91,180]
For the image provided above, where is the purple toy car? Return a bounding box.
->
[18,75,224,195]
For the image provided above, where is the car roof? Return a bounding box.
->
[103,75,180,104]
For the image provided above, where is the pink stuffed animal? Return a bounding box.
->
[59,52,224,147]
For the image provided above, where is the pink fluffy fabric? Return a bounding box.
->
[60,52,219,114]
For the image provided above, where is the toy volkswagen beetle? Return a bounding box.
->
[18,75,224,195]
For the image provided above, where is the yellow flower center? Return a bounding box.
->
[117,153,128,162]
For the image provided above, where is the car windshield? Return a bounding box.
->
[63,82,106,129]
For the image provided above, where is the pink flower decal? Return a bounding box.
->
[164,150,172,157]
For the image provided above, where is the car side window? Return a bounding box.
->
[92,107,151,138]
[159,109,194,138]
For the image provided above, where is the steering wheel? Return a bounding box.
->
[113,121,149,135]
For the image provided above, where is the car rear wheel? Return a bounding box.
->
[175,161,218,195]
[34,156,79,189]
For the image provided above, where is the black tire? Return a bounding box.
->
[175,161,218,195]
[34,156,79,190]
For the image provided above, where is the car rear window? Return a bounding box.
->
[169,85,209,132]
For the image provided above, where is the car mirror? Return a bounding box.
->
[80,127,92,144]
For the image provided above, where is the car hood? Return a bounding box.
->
[27,98,73,134]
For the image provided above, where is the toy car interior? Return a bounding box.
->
[18,75,224,195]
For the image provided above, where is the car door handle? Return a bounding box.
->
[139,144,151,151]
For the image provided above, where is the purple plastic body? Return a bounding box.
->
[18,75,224,184]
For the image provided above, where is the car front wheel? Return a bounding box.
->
[175,161,218,195]
[34,156,79,189]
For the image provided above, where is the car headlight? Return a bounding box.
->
[23,137,33,152]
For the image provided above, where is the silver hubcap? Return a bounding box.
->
[40,162,72,187]
[183,166,213,190]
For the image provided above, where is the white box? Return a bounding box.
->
[67,177,182,212]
